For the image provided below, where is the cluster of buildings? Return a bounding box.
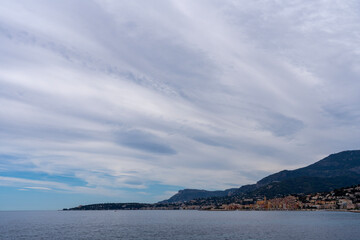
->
[220,196,299,210]
[299,185,360,210]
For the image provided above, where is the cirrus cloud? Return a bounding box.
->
[1,0,360,209]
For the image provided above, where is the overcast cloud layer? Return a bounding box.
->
[1,0,360,209]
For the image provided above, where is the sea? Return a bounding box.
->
[1,210,360,240]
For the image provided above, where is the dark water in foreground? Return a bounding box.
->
[1,210,360,240]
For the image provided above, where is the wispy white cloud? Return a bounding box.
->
[0,176,125,196]
[24,186,51,190]
[0,0,359,201]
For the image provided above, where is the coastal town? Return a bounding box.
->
[65,184,360,211]
[171,185,360,211]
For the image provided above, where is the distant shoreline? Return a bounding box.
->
[62,208,360,213]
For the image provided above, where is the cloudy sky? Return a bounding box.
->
[1,0,360,210]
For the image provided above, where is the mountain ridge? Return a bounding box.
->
[160,150,360,203]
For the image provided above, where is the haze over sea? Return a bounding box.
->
[1,211,360,240]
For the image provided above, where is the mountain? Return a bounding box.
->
[159,189,230,204]
[161,150,360,203]
[257,150,360,186]
[249,150,360,198]
[159,185,257,204]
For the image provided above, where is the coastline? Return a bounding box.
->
[63,208,360,213]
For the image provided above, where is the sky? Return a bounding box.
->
[1,0,360,210]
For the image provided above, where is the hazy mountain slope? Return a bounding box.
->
[257,150,360,186]
[249,176,360,198]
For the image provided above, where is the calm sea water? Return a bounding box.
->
[1,210,360,240]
